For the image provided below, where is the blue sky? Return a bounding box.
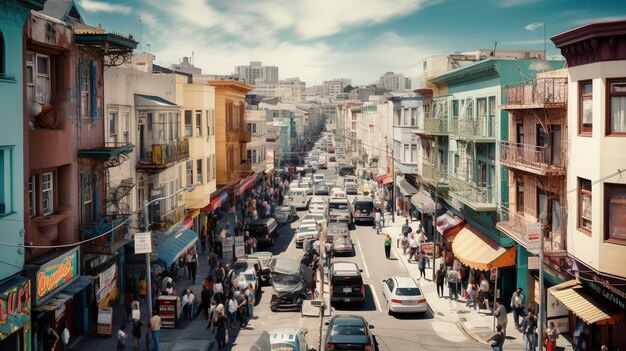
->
[76,0,626,85]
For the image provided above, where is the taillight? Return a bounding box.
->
[365,344,374,351]
[418,299,427,303]
[361,284,365,296]
[391,298,401,304]
[265,234,269,239]
[326,343,335,350]
[329,283,333,294]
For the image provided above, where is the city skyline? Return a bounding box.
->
[77,0,626,85]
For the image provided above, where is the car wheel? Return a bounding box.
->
[388,308,393,316]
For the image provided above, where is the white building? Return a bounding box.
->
[323,78,352,98]
[378,72,408,92]
[234,61,279,85]
[245,110,269,172]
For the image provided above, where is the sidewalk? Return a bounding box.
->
[73,243,218,351]
[381,213,573,350]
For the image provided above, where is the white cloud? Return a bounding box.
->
[495,0,540,8]
[79,0,132,14]
[525,22,543,31]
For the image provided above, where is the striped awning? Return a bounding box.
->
[549,280,624,325]
[451,224,516,271]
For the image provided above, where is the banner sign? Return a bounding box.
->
[222,237,234,263]
[0,279,31,341]
[235,236,245,259]
[96,307,113,335]
[96,264,118,307]
[35,248,79,305]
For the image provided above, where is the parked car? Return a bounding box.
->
[246,251,273,283]
[308,197,326,214]
[327,198,352,223]
[248,218,279,246]
[287,188,309,210]
[382,276,427,315]
[251,328,310,351]
[329,262,365,304]
[330,187,346,198]
[275,204,298,224]
[352,197,375,224]
[327,222,352,255]
[313,174,326,183]
[323,315,375,351]
[232,267,259,292]
[269,258,308,312]
[344,176,358,194]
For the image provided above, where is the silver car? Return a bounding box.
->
[275,205,297,224]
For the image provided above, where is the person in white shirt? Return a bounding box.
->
[117,324,127,351]
[61,322,70,351]
[227,292,238,328]
[182,289,195,320]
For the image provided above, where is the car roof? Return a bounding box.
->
[332,262,359,272]
[328,222,349,229]
[270,258,301,274]
[392,276,419,288]
[269,328,305,343]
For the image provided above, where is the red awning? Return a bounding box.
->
[237,171,262,195]
[201,191,229,212]
[382,176,393,185]
[376,173,389,183]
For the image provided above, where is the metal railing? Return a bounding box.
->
[422,158,448,184]
[496,205,567,254]
[424,118,449,134]
[448,173,496,208]
[453,116,496,139]
[139,138,189,166]
[499,141,565,174]
[153,205,186,231]
[502,77,568,107]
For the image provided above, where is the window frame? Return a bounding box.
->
[578,80,593,135]
[196,159,203,184]
[41,171,54,216]
[578,177,592,235]
[81,176,93,224]
[195,110,202,136]
[34,53,51,104]
[29,175,36,218]
[109,111,117,136]
[186,160,193,186]
[184,110,193,137]
[604,182,626,245]
[606,78,626,136]
[0,147,13,216]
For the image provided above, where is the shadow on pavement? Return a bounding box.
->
[390,308,435,320]
[331,285,378,312]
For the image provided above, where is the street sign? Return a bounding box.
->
[234,236,245,258]
[526,223,541,255]
[134,232,152,254]
[490,267,498,280]
[222,237,234,262]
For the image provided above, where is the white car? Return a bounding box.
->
[295,225,320,247]
[233,267,259,292]
[265,328,310,351]
[301,213,326,226]
[308,196,326,214]
[382,276,428,315]
[330,187,346,198]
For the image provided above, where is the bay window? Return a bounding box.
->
[578,177,592,234]
[605,183,626,243]
[607,78,626,135]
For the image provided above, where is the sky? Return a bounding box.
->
[76,0,626,86]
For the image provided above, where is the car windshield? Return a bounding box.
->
[396,287,421,296]
[329,202,348,210]
[272,272,302,286]
[330,326,366,336]
[243,274,256,281]
[355,202,373,211]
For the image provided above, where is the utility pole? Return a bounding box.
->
[431,189,437,281]
[391,141,395,223]
[538,227,546,351]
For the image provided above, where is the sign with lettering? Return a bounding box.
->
[222,237,234,263]
[134,232,153,254]
[97,307,113,335]
[96,264,118,307]
[0,279,31,341]
[35,248,79,305]
[235,236,245,259]
[526,223,541,255]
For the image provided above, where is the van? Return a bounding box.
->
[287,188,309,210]
[352,197,375,224]
[248,218,279,246]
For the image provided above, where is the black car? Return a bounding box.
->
[352,197,375,224]
[324,315,375,351]
[269,258,309,312]
[329,262,365,304]
[339,165,355,176]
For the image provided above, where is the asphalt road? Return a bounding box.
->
[229,168,487,351]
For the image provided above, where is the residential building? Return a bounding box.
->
[234,61,279,85]
[378,72,408,91]
[546,20,626,349]
[245,100,269,173]
[323,78,352,98]
[0,1,46,350]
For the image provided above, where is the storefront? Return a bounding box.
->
[0,277,32,351]
[25,248,92,351]
[396,177,418,218]
[155,225,199,270]
[410,190,441,239]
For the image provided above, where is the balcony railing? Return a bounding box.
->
[502,78,568,109]
[448,174,496,211]
[227,130,239,143]
[453,116,496,140]
[81,217,130,254]
[151,205,186,231]
[424,118,449,135]
[499,141,565,176]
[496,205,567,254]
[137,138,189,170]
[422,158,448,185]
[240,130,252,143]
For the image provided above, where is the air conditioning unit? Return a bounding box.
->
[138,117,146,125]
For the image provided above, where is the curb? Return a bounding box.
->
[456,318,490,346]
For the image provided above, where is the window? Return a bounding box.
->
[578,178,592,234]
[208,155,215,181]
[516,124,524,144]
[147,112,153,132]
[605,183,626,243]
[516,177,524,213]
[410,109,417,126]
[29,176,36,217]
[79,60,96,120]
[33,53,50,104]
[81,177,93,224]
[251,123,257,134]
[109,111,117,136]
[186,161,193,186]
[477,98,487,117]
[247,150,252,161]
[122,112,129,143]
[206,110,210,136]
[196,159,203,184]
[411,144,418,163]
[607,79,626,135]
[195,110,202,136]
[184,110,192,136]
[452,100,459,118]
[42,172,54,215]
[579,81,593,134]
[0,147,13,215]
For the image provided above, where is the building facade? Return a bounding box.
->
[245,110,269,173]
[234,61,279,85]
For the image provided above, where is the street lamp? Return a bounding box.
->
[143,185,194,351]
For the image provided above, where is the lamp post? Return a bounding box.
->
[143,185,194,351]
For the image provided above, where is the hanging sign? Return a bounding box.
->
[235,236,245,258]
[96,307,113,335]
[34,248,79,305]
[134,232,153,254]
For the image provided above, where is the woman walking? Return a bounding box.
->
[215,312,227,349]
[544,321,558,351]
[418,251,427,279]
[383,233,392,259]
[131,318,143,350]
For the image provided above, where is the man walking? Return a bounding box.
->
[407,234,419,262]
[446,268,460,300]
[401,219,412,239]
[520,309,538,351]
[150,311,161,351]
[510,287,527,328]
[435,264,446,297]
[494,299,508,334]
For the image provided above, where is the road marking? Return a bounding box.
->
[355,233,370,278]
[369,283,383,312]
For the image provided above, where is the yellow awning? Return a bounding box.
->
[451,224,516,271]
[549,280,624,325]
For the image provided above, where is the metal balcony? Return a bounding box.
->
[421,158,448,186]
[424,118,449,135]
[502,78,568,109]
[453,116,496,141]
[496,205,567,255]
[151,205,186,231]
[80,217,130,254]
[448,174,496,211]
[137,138,189,171]
[499,141,565,176]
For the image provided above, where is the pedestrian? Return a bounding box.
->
[573,319,589,351]
[117,324,127,351]
[235,287,249,328]
[374,211,382,233]
[467,278,478,309]
[208,251,218,280]
[520,309,538,351]
[494,300,508,334]
[131,295,140,320]
[44,325,59,351]
[480,274,491,310]
[510,287,527,329]
[61,322,70,351]
[150,311,161,351]
[201,226,208,254]
[182,289,195,320]
[383,233,392,259]
[435,264,446,297]
[207,299,219,330]
[401,219,412,239]
[544,321,558,351]
[131,317,143,350]
[195,277,213,319]
[407,234,419,262]
[215,312,227,349]
[324,238,333,267]
[447,268,459,300]
[487,324,506,351]
[246,283,256,320]
[213,278,224,304]
[418,252,427,280]
[227,292,238,329]
[125,291,134,321]
[187,249,198,284]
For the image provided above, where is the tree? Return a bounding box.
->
[343,85,355,93]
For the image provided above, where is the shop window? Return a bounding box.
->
[42,171,54,215]
[579,81,593,135]
[578,178,592,234]
[605,183,626,244]
[0,147,13,215]
[607,78,626,135]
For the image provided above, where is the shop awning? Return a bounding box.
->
[376,173,389,183]
[549,280,624,325]
[397,179,418,196]
[201,191,229,212]
[411,191,440,213]
[157,227,198,267]
[451,224,516,271]
[437,212,464,236]
[34,276,93,312]
[236,171,262,195]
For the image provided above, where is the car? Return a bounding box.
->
[338,165,355,176]
[314,183,330,195]
[246,251,273,283]
[301,212,326,225]
[330,187,346,198]
[324,315,375,351]
[352,197,375,224]
[327,198,352,223]
[344,176,358,194]
[323,179,337,187]
[295,225,320,248]
[382,276,428,315]
[308,197,326,214]
[232,267,259,292]
[313,174,326,183]
[269,258,309,312]
[329,262,365,304]
[287,188,310,210]
[248,218,279,246]
[275,204,297,224]
[252,328,310,351]
[327,222,352,255]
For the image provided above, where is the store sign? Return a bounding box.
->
[222,237,234,263]
[96,264,118,306]
[526,223,541,255]
[235,236,245,259]
[134,232,153,254]
[35,248,79,305]
[584,274,626,310]
[0,279,31,341]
